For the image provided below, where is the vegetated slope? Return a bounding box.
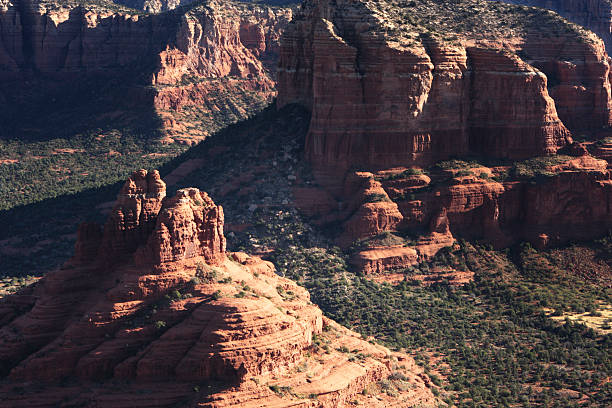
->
[492,0,612,53]
[0,0,292,211]
[111,0,299,13]
[0,168,439,408]
[146,104,611,407]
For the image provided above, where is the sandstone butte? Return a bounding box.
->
[279,0,612,275]
[0,170,439,408]
[0,0,292,143]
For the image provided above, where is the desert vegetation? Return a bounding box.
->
[2,103,611,406]
[356,0,595,46]
[161,105,612,406]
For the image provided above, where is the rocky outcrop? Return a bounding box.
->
[113,0,193,14]
[278,0,612,174]
[135,187,226,265]
[0,0,290,81]
[339,172,404,247]
[277,0,612,275]
[350,246,419,275]
[0,170,438,407]
[493,0,612,53]
[97,169,167,264]
[314,155,612,274]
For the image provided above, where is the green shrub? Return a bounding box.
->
[364,193,390,203]
[511,155,572,180]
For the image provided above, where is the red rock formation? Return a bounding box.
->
[522,36,612,131]
[278,0,612,175]
[338,172,403,247]
[322,155,612,274]
[97,169,166,264]
[350,246,419,275]
[0,0,289,82]
[0,170,438,407]
[72,222,103,265]
[276,0,612,274]
[135,188,226,265]
[0,0,292,142]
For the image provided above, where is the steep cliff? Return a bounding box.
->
[276,0,612,274]
[0,170,438,407]
[278,0,612,172]
[0,0,292,143]
[300,153,612,274]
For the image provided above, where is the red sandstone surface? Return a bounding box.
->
[277,0,612,276]
[298,155,612,275]
[371,270,475,286]
[0,170,438,407]
[278,0,612,173]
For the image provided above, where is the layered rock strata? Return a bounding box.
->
[278,0,612,173]
[277,0,612,275]
[0,170,438,407]
[0,0,293,142]
[300,154,612,274]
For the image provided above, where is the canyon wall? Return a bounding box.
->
[0,0,292,142]
[0,0,289,81]
[278,0,612,173]
[279,0,612,273]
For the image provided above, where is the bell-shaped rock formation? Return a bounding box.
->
[0,170,438,407]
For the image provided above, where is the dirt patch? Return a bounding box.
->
[106,150,122,157]
[0,159,18,165]
[141,152,173,159]
[371,270,474,286]
[547,304,612,334]
[52,148,85,154]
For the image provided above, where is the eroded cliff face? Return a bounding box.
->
[0,170,439,407]
[296,152,612,275]
[494,0,612,53]
[278,0,612,275]
[278,0,612,173]
[0,0,292,143]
